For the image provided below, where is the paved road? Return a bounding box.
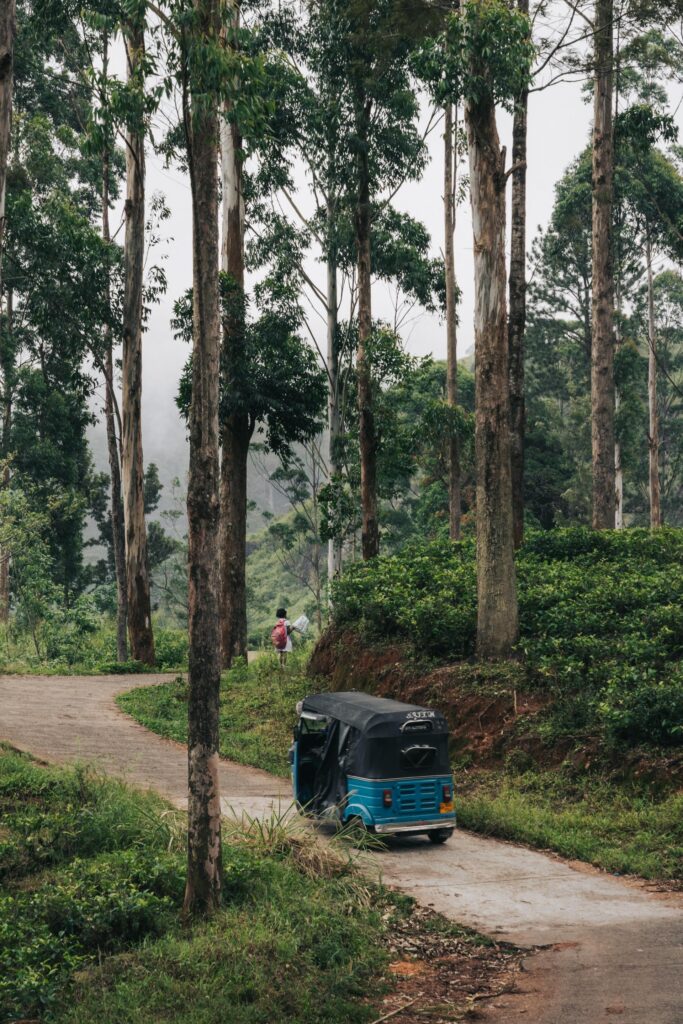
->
[1,673,682,1024]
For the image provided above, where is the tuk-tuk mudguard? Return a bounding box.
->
[343,774,456,831]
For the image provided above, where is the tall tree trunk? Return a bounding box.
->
[101,32,128,661]
[182,0,223,916]
[444,103,461,541]
[105,345,128,660]
[613,22,623,531]
[0,0,15,624]
[219,3,248,667]
[646,229,661,528]
[508,12,528,549]
[465,95,519,659]
[614,397,623,527]
[591,0,616,529]
[122,19,154,663]
[326,199,342,582]
[218,408,249,668]
[0,0,13,287]
[614,282,624,528]
[355,100,379,561]
[0,290,12,623]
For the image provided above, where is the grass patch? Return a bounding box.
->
[1,742,509,1024]
[457,768,683,880]
[117,649,317,778]
[0,742,386,1024]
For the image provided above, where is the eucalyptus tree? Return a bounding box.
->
[169,0,226,916]
[0,0,14,291]
[86,16,128,660]
[413,31,466,543]
[639,270,683,522]
[615,110,683,525]
[121,0,155,663]
[218,0,247,667]
[443,103,462,541]
[0,0,15,621]
[210,4,328,664]
[0,0,14,272]
[508,0,529,549]
[299,0,430,561]
[0,0,115,607]
[248,0,442,579]
[264,0,352,580]
[101,34,128,659]
[438,0,533,657]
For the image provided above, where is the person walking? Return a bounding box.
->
[271,607,295,667]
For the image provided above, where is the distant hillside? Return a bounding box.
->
[245,514,324,645]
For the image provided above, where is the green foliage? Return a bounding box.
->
[0,744,390,1024]
[332,537,477,659]
[119,649,315,778]
[457,768,683,880]
[598,667,683,747]
[0,608,188,673]
[527,141,683,526]
[331,528,683,749]
[174,274,327,463]
[0,482,102,664]
[415,0,534,109]
[0,746,186,1018]
[153,626,189,669]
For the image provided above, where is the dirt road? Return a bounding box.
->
[1,673,681,1023]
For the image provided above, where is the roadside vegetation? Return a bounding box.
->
[332,528,683,751]
[120,527,683,882]
[118,650,311,777]
[0,622,189,676]
[120,652,683,883]
[1,743,514,1023]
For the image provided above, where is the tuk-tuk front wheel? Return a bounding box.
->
[428,828,453,844]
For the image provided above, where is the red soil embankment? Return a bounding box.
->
[308,627,555,768]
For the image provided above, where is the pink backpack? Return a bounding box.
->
[271,618,288,651]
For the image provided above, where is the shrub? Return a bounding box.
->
[154,627,189,669]
[332,537,477,658]
[97,658,149,674]
[598,666,683,747]
[330,528,683,748]
[0,750,183,881]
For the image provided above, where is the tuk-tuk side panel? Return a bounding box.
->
[345,774,456,829]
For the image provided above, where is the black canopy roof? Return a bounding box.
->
[302,691,448,736]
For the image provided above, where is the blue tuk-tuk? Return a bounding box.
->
[289,691,456,843]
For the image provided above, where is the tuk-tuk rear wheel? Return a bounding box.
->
[428,828,453,844]
[346,815,375,837]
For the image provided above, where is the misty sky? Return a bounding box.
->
[88,36,683,497]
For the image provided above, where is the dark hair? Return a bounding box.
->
[276,607,287,619]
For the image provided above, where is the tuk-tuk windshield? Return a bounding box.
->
[299,712,329,735]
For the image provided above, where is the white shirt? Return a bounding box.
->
[283,619,293,653]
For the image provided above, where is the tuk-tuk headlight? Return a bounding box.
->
[383,789,393,807]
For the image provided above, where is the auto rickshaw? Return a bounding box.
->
[289,691,456,843]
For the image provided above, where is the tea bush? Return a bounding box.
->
[331,528,683,748]
[0,744,394,1024]
[0,748,187,1018]
[153,627,189,670]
